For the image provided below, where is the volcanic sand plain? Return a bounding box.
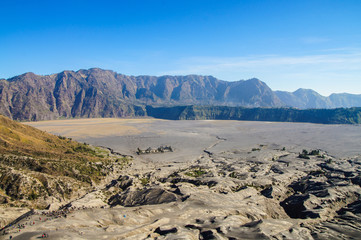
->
[27,118,361,159]
[3,119,360,239]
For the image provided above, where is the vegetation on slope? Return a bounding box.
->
[0,115,130,208]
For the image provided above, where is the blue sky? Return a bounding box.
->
[1,0,361,95]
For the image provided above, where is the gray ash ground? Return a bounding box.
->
[8,119,360,239]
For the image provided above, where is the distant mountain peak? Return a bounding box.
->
[293,88,323,97]
[247,77,261,82]
[16,72,37,79]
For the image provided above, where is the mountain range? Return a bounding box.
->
[276,89,361,109]
[0,68,360,121]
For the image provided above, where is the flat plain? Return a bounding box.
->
[27,118,361,159]
[4,118,360,239]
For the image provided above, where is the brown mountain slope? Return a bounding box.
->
[0,115,130,209]
[0,68,283,121]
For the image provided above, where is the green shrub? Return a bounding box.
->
[185,168,207,177]
[298,153,310,159]
[309,150,320,155]
[140,177,149,186]
[28,191,39,200]
[72,145,96,155]
[298,149,319,159]
[229,172,237,178]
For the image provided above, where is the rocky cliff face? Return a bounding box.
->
[0,70,148,121]
[0,68,282,120]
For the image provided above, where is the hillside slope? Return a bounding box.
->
[0,115,130,209]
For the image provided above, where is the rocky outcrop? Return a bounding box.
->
[280,159,361,221]
[136,145,173,155]
[108,187,179,207]
[0,163,90,208]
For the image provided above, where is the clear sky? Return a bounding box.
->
[1,0,361,96]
